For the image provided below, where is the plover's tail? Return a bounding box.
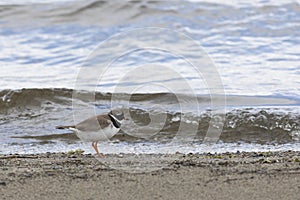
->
[56,125,75,129]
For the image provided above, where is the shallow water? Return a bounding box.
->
[0,88,299,154]
[0,0,299,154]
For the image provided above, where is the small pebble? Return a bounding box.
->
[0,181,7,186]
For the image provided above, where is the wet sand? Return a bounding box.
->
[0,151,300,200]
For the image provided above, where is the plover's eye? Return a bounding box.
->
[115,112,124,120]
[111,110,124,119]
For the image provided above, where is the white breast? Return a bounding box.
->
[69,125,120,142]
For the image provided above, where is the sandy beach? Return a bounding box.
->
[0,151,299,200]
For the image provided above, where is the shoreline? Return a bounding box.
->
[1,151,300,200]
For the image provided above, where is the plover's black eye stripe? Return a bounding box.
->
[110,110,125,121]
[116,113,125,120]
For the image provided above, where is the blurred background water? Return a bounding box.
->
[0,0,299,154]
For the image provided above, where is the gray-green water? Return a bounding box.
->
[0,0,300,154]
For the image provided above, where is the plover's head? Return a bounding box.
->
[109,110,125,122]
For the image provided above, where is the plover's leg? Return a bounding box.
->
[92,142,104,158]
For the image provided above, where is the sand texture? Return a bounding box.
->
[0,151,300,200]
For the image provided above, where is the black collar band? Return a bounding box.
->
[109,114,121,128]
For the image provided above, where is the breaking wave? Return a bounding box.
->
[1,88,299,144]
